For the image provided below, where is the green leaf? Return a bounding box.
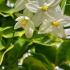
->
[60,0,66,10]
[32,33,62,46]
[58,40,70,66]
[34,43,57,63]
[3,30,25,38]
[0,0,10,12]
[0,27,12,38]
[0,0,16,16]
[23,56,48,70]
[9,0,16,3]
[0,27,11,32]
[60,0,70,16]
[14,37,33,58]
[0,45,14,65]
[3,38,30,70]
[0,40,5,51]
[32,53,54,70]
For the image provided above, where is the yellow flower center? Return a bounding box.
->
[52,21,60,27]
[39,5,48,11]
[21,19,28,26]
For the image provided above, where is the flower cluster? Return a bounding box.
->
[14,0,70,38]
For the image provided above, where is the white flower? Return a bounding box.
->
[38,15,70,38]
[26,0,60,13]
[14,16,35,38]
[26,0,63,27]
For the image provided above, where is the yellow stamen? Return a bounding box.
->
[52,21,60,27]
[21,19,28,26]
[39,5,48,11]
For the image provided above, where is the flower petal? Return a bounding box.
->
[49,0,60,8]
[26,1,39,13]
[25,27,34,38]
[32,12,45,27]
[47,6,63,19]
[63,16,70,23]
[65,29,70,38]
[52,25,65,38]
[46,0,55,6]
[15,16,25,21]
[28,21,35,30]
[14,0,27,12]
[16,16,30,21]
[24,24,34,38]
[65,29,70,36]
[60,16,70,26]
[38,19,52,34]
[14,22,22,29]
[21,20,35,38]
